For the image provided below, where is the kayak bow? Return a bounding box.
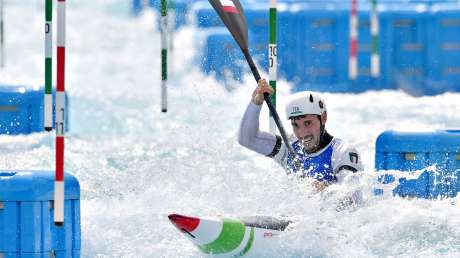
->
[168,213,291,256]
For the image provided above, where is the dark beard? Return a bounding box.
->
[304,143,321,154]
[303,131,333,154]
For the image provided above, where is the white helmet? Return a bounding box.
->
[285,91,327,119]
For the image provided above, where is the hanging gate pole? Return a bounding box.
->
[161,0,168,112]
[55,0,67,226]
[370,0,380,77]
[44,0,53,131]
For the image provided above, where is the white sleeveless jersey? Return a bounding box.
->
[273,136,363,182]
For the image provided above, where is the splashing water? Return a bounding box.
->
[0,1,460,257]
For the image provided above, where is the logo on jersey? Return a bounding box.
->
[349,152,359,164]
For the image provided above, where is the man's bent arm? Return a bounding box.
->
[238,101,279,156]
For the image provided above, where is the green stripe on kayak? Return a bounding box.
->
[235,227,254,257]
[199,219,245,254]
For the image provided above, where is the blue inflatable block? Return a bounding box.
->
[393,170,431,198]
[375,130,460,198]
[200,30,244,82]
[0,85,69,135]
[374,188,384,196]
[384,3,430,95]
[192,2,223,28]
[378,174,395,184]
[297,3,347,91]
[275,4,290,83]
[186,0,460,95]
[0,170,80,256]
[174,0,190,28]
[426,3,460,94]
[132,0,143,15]
[245,6,269,72]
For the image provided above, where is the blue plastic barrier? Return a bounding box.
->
[246,5,269,71]
[198,28,245,82]
[0,85,69,135]
[169,0,190,28]
[427,3,460,94]
[375,130,460,198]
[184,0,460,94]
[289,3,349,91]
[192,1,223,28]
[132,0,143,15]
[384,3,430,95]
[0,170,81,257]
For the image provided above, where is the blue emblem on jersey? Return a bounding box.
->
[287,140,336,182]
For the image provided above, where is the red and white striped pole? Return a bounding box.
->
[54,0,66,226]
[349,0,358,80]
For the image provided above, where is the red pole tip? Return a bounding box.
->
[168,214,200,233]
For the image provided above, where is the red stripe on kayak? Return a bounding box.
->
[168,214,200,232]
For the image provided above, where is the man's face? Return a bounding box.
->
[290,114,323,153]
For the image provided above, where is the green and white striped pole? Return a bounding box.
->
[168,1,174,52]
[161,0,168,113]
[44,0,53,131]
[168,0,175,75]
[268,0,277,133]
[0,0,4,68]
[370,0,380,77]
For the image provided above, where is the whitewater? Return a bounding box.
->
[1,1,460,257]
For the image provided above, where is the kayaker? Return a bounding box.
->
[238,79,363,192]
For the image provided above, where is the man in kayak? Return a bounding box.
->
[238,79,363,192]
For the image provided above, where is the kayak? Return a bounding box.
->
[168,213,291,257]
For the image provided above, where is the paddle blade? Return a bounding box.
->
[208,0,248,50]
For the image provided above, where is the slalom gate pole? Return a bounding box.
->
[168,0,175,76]
[44,0,53,131]
[55,0,66,226]
[268,0,277,134]
[370,0,380,77]
[349,0,358,80]
[0,0,4,68]
[161,0,168,112]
